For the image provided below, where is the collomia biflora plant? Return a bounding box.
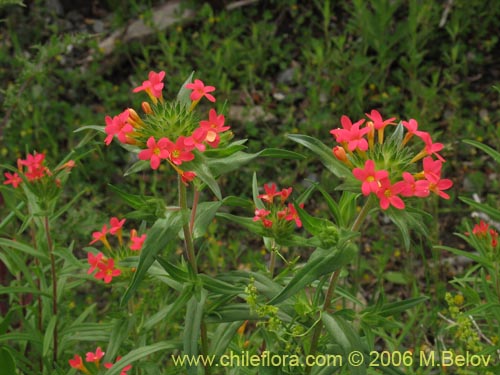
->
[67,71,456,375]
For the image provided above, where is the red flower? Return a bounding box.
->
[365,110,396,130]
[428,177,453,199]
[199,109,229,148]
[258,183,279,203]
[87,252,104,274]
[104,109,134,146]
[94,258,121,284]
[472,220,489,237]
[285,203,304,228]
[138,136,171,170]
[104,356,132,375]
[130,229,146,251]
[186,79,216,102]
[399,172,429,198]
[109,217,126,235]
[180,170,197,185]
[89,224,111,250]
[69,354,87,371]
[86,347,105,363]
[253,208,272,227]
[184,127,208,152]
[352,160,389,196]
[133,70,165,100]
[3,172,22,188]
[375,178,405,210]
[280,187,293,202]
[166,137,195,166]
[18,152,48,180]
[330,116,365,143]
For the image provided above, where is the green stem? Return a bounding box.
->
[178,178,210,374]
[44,216,58,365]
[179,179,197,272]
[269,239,278,278]
[307,197,374,369]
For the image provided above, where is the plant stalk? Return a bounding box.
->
[307,197,374,370]
[44,216,58,364]
[178,178,210,374]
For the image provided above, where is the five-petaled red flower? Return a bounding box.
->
[133,70,165,99]
[186,79,216,102]
[138,136,171,170]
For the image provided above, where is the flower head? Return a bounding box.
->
[186,79,216,103]
[352,159,389,196]
[375,178,405,210]
[3,172,22,188]
[104,109,134,146]
[133,70,165,102]
[130,229,146,251]
[94,258,121,284]
[138,136,171,170]
[258,183,279,203]
[166,137,195,166]
[86,347,105,364]
[199,109,229,148]
[87,252,104,274]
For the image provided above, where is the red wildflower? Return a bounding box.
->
[3,172,22,188]
[365,110,396,130]
[89,224,111,250]
[411,133,445,162]
[180,170,197,185]
[130,229,146,251]
[87,252,104,274]
[428,177,453,199]
[186,79,216,102]
[258,183,279,203]
[472,220,489,237]
[94,258,121,284]
[184,127,208,152]
[86,347,105,364]
[280,187,293,202]
[18,152,48,180]
[491,229,498,247]
[69,354,88,373]
[401,119,427,145]
[166,136,195,165]
[138,136,171,170]
[375,179,406,210]
[109,217,126,245]
[352,159,389,196]
[199,109,229,148]
[253,208,272,227]
[104,356,132,375]
[330,115,365,144]
[133,70,165,101]
[104,109,134,146]
[285,203,304,228]
[399,172,430,198]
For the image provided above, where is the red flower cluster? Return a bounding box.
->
[103,71,230,185]
[468,220,499,248]
[3,152,75,189]
[87,217,147,284]
[69,347,131,375]
[253,183,303,229]
[330,110,453,210]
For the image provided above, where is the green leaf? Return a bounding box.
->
[386,207,430,250]
[73,125,105,133]
[203,143,247,158]
[377,296,428,317]
[252,172,265,209]
[316,185,342,225]
[198,274,243,295]
[270,243,358,305]
[209,322,242,357]
[0,346,16,375]
[221,196,254,209]
[0,238,49,261]
[463,139,500,163]
[287,134,351,178]
[216,213,268,237]
[206,304,259,323]
[121,211,185,305]
[188,156,222,200]
[104,319,132,364]
[155,256,190,282]
[177,71,195,108]
[143,287,192,330]
[105,341,181,375]
[42,315,57,357]
[295,204,339,248]
[259,148,305,160]
[459,197,500,222]
[123,160,150,176]
[322,313,366,375]
[193,201,222,239]
[184,290,207,374]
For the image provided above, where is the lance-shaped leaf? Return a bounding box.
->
[322,313,367,375]
[269,243,358,305]
[288,134,351,178]
[184,290,207,375]
[121,210,185,305]
[177,71,195,108]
